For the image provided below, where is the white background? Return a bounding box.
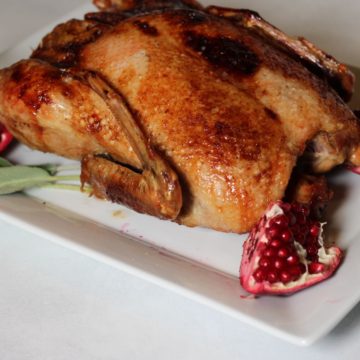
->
[1,0,360,359]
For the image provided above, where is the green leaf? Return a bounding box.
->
[33,163,59,175]
[0,157,13,167]
[0,166,53,194]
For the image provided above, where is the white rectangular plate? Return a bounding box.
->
[1,0,360,346]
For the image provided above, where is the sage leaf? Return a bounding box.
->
[0,157,13,167]
[0,165,53,195]
[33,163,59,175]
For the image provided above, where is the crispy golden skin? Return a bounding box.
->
[0,0,359,232]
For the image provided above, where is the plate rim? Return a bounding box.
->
[1,2,360,347]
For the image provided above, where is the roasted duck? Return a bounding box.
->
[0,0,359,233]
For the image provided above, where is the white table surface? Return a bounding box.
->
[1,1,360,359]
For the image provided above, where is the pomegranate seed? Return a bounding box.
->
[308,262,325,274]
[274,258,285,269]
[288,213,296,226]
[266,225,280,239]
[270,239,281,248]
[259,257,271,268]
[281,229,292,242]
[253,268,265,282]
[267,270,279,283]
[289,265,302,279]
[310,223,320,237]
[299,263,306,274]
[271,214,289,228]
[299,205,310,217]
[263,248,276,258]
[291,203,301,212]
[307,245,319,256]
[296,213,306,225]
[292,225,306,244]
[280,271,292,283]
[287,254,299,265]
[277,247,289,258]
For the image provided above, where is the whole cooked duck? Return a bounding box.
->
[0,0,359,233]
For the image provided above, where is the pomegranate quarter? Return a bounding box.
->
[240,201,343,295]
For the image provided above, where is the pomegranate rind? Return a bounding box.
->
[348,165,360,175]
[239,201,343,296]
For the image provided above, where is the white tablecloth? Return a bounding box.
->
[1,1,360,359]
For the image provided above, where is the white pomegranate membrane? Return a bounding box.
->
[240,201,343,295]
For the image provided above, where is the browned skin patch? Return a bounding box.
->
[10,63,55,112]
[184,31,259,75]
[264,107,278,120]
[31,19,109,68]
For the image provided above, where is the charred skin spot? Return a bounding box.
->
[19,88,52,112]
[177,10,207,25]
[184,31,260,75]
[264,107,278,120]
[10,67,23,83]
[11,66,52,112]
[133,20,159,36]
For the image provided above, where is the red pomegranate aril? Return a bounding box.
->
[280,271,292,283]
[274,258,286,270]
[287,254,299,265]
[271,214,289,228]
[299,263,306,273]
[292,225,306,244]
[309,262,326,274]
[259,257,272,268]
[289,265,302,279]
[296,212,307,225]
[281,229,292,242]
[292,203,310,217]
[270,239,281,248]
[307,244,319,256]
[253,268,266,282]
[263,248,276,258]
[277,247,289,258]
[267,270,279,283]
[266,225,280,239]
[310,223,320,237]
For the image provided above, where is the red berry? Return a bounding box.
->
[253,268,265,282]
[287,254,300,265]
[307,245,319,256]
[259,257,271,268]
[271,214,289,228]
[310,223,320,237]
[289,265,302,280]
[270,239,281,248]
[266,225,280,239]
[263,248,276,258]
[281,229,292,242]
[267,270,279,283]
[308,262,325,274]
[280,271,292,283]
[277,247,289,258]
[274,258,285,269]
